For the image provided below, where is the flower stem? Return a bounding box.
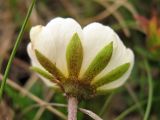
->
[68,96,78,120]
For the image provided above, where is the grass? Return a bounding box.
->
[0,0,37,100]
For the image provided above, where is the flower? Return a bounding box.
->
[27,17,134,99]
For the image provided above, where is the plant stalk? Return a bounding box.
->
[68,96,78,120]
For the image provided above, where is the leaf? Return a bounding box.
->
[81,42,113,82]
[91,63,130,87]
[35,50,66,81]
[66,33,83,79]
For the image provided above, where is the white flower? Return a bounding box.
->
[27,17,134,97]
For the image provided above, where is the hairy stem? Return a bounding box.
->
[68,96,78,120]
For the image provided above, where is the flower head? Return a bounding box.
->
[27,17,134,99]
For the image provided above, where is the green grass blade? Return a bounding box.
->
[143,60,153,120]
[114,59,153,120]
[114,97,160,120]
[99,92,115,116]
[0,0,37,101]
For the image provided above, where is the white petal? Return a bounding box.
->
[79,23,118,78]
[94,34,127,80]
[97,49,134,91]
[27,43,40,67]
[30,17,83,77]
[30,24,57,65]
[48,18,83,77]
[27,43,56,87]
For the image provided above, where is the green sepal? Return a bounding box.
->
[35,49,66,81]
[81,42,113,82]
[31,66,63,92]
[30,66,55,80]
[91,62,130,87]
[66,33,83,78]
[96,88,117,95]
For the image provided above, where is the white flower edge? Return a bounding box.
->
[79,23,134,90]
[27,43,57,87]
[96,48,134,92]
[29,17,83,77]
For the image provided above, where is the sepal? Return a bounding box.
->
[91,63,130,87]
[35,49,66,81]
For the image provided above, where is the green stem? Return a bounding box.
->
[125,83,144,116]
[114,97,160,120]
[115,59,153,120]
[115,102,146,120]
[0,0,37,101]
[99,92,114,116]
[143,60,153,120]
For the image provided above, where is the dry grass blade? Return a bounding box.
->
[94,0,130,36]
[113,12,130,36]
[83,0,127,24]
[122,2,138,17]
[79,108,103,120]
[125,83,144,116]
[4,54,30,72]
[0,101,14,120]
[23,102,103,120]
[0,0,15,58]
[33,90,54,120]
[24,74,38,91]
[60,0,80,21]
[0,74,67,120]
[38,2,55,20]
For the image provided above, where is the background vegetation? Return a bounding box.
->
[0,0,160,120]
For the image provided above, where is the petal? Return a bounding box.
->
[30,24,57,65]
[27,43,56,87]
[94,34,127,80]
[30,17,83,77]
[27,43,40,67]
[46,18,82,77]
[79,23,118,78]
[96,49,134,92]
[80,42,113,82]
